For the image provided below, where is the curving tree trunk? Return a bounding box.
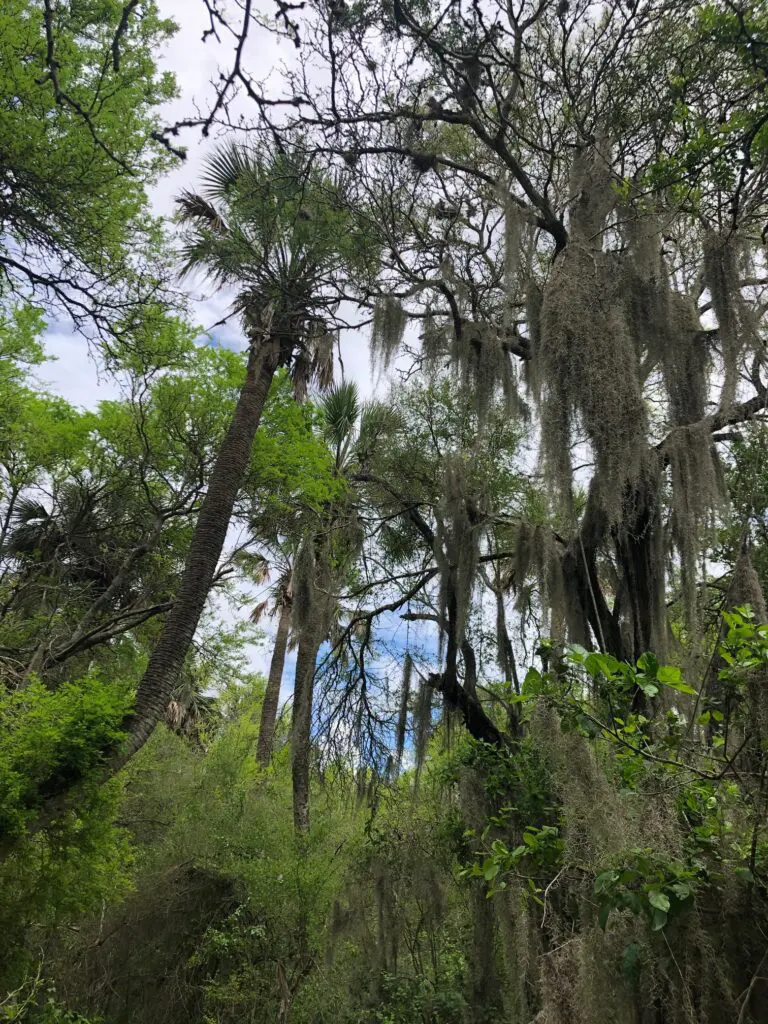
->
[256,586,293,766]
[291,612,324,834]
[116,339,280,767]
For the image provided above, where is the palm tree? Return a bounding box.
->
[253,562,294,766]
[290,382,394,832]
[117,141,375,766]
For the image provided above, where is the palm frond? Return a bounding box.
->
[10,497,50,527]
[200,142,263,200]
[176,190,228,234]
[355,401,400,464]
[249,599,270,625]
[322,380,359,447]
[4,498,52,556]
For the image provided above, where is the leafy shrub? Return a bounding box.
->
[0,676,129,839]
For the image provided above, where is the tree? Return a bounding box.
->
[0,325,337,839]
[259,0,768,680]
[117,139,376,774]
[0,0,178,328]
[290,381,366,833]
[253,565,294,767]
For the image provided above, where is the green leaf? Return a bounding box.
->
[566,644,589,664]
[657,665,697,695]
[638,681,659,698]
[647,890,670,913]
[669,882,692,902]
[637,652,659,677]
[594,870,619,894]
[483,861,500,881]
[523,667,543,693]
[651,907,668,931]
[657,665,681,684]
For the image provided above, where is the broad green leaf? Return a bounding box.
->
[647,890,670,913]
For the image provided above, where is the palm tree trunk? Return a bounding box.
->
[256,592,292,766]
[291,614,323,834]
[117,340,280,767]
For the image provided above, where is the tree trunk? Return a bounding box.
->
[256,592,292,766]
[117,340,279,767]
[291,615,323,834]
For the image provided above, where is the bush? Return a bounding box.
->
[0,676,129,839]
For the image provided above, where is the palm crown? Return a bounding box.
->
[176,141,376,399]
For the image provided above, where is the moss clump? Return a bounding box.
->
[538,246,648,520]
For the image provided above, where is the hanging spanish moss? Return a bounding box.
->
[532,703,627,864]
[310,324,335,391]
[568,143,616,246]
[372,859,398,975]
[523,277,543,396]
[538,245,648,518]
[661,292,709,426]
[459,767,504,1020]
[450,319,519,425]
[503,189,522,331]
[620,207,672,370]
[702,231,749,411]
[618,208,710,428]
[731,545,768,622]
[666,420,727,632]
[421,312,451,366]
[614,454,670,660]
[621,204,665,282]
[371,295,407,372]
[436,455,484,646]
[729,546,768,743]
[513,521,565,619]
[290,345,313,402]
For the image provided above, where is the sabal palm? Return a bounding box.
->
[176,142,363,396]
[6,483,133,615]
[121,140,370,766]
[252,561,294,766]
[291,381,396,831]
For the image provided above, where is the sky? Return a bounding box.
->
[42,0,374,404]
[38,2,387,693]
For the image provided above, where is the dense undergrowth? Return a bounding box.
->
[2,614,768,1024]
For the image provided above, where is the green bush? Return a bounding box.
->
[0,676,129,839]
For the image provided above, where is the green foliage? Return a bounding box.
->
[719,606,768,670]
[178,140,379,320]
[372,969,467,1024]
[646,2,768,199]
[594,849,698,932]
[0,0,177,310]
[0,676,130,839]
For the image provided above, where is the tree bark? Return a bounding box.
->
[291,615,323,834]
[115,340,280,768]
[256,591,292,766]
